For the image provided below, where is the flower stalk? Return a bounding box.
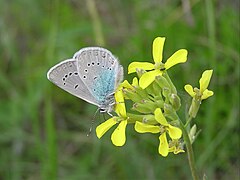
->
[179,118,199,180]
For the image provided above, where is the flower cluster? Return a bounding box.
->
[95,37,214,157]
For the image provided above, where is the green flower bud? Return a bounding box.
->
[155,75,171,89]
[126,113,145,123]
[122,88,142,102]
[132,102,152,113]
[142,115,157,125]
[163,73,177,94]
[189,124,197,144]
[162,87,171,100]
[163,103,178,121]
[132,100,157,113]
[155,100,164,108]
[135,87,149,100]
[169,93,181,111]
[152,81,163,99]
[136,68,146,78]
[145,83,155,97]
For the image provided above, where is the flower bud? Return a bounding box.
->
[189,124,197,144]
[162,73,177,94]
[162,87,171,99]
[163,103,178,121]
[145,83,155,97]
[169,93,181,111]
[132,100,157,113]
[132,103,152,113]
[152,82,163,99]
[136,68,146,78]
[155,75,171,89]
[135,87,149,99]
[122,88,142,102]
[142,115,157,125]
[155,100,164,108]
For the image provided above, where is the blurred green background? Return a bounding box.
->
[0,0,239,179]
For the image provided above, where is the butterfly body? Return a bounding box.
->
[47,47,123,113]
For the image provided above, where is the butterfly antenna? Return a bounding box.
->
[87,108,100,137]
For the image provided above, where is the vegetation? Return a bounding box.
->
[0,0,239,179]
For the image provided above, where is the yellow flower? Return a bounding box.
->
[134,108,182,157]
[96,88,128,146]
[128,37,188,89]
[184,70,214,101]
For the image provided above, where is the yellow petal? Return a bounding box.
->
[154,108,168,126]
[128,62,154,74]
[201,89,214,100]
[184,84,195,97]
[114,89,126,117]
[96,118,117,138]
[153,37,165,63]
[134,121,160,133]
[164,49,188,70]
[159,133,169,157]
[169,146,185,154]
[139,70,161,89]
[173,149,185,154]
[167,125,182,139]
[111,120,127,146]
[121,80,133,89]
[132,77,139,86]
[199,70,213,93]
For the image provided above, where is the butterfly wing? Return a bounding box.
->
[74,47,123,105]
[47,59,99,106]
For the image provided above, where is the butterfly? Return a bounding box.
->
[47,47,123,114]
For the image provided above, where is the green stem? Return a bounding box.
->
[179,119,199,180]
[185,115,193,127]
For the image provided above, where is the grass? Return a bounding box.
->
[0,0,239,179]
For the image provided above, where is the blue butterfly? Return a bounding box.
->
[47,47,123,113]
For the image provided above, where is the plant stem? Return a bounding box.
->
[185,115,193,127]
[179,119,199,180]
